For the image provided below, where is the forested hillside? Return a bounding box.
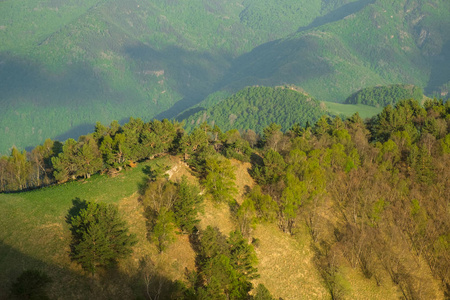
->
[1,0,449,154]
[345,84,424,107]
[0,98,449,299]
[223,0,450,101]
[183,86,327,133]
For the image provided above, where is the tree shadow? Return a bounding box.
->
[425,40,450,95]
[65,198,88,228]
[297,0,376,33]
[0,240,91,300]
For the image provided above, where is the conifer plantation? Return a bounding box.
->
[0,98,449,299]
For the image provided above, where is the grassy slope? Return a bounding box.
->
[0,157,170,298]
[0,155,427,299]
[324,101,383,119]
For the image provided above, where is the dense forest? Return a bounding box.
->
[183,86,327,133]
[1,97,449,299]
[345,85,424,107]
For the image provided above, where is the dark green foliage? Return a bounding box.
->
[201,254,251,300]
[184,87,327,134]
[253,284,275,300]
[193,227,258,300]
[202,155,238,203]
[142,176,204,250]
[221,129,254,162]
[252,149,286,185]
[10,270,52,300]
[180,127,210,164]
[173,176,204,234]
[69,201,137,274]
[345,85,424,107]
[370,99,427,142]
[227,230,259,281]
[198,226,229,261]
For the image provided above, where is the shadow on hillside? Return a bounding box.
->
[124,43,230,119]
[0,240,88,300]
[425,40,450,96]
[66,198,89,225]
[0,53,141,153]
[0,54,105,107]
[217,36,333,94]
[0,238,183,299]
[298,0,376,32]
[175,107,205,122]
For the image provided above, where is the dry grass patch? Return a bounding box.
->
[199,198,236,235]
[251,224,327,300]
[165,155,197,184]
[118,190,196,283]
[230,159,254,204]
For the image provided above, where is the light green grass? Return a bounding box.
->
[323,101,383,119]
[0,157,170,297]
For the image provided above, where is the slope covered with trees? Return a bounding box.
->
[345,84,424,107]
[0,97,449,299]
[183,86,327,134]
[221,0,450,101]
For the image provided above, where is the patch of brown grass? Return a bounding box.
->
[198,198,236,235]
[230,159,254,205]
[251,224,327,300]
[118,191,196,283]
[165,155,197,184]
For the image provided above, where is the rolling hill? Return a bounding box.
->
[182,86,327,133]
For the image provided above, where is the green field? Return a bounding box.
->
[323,101,383,119]
[0,157,169,298]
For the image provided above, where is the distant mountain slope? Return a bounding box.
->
[0,0,449,154]
[0,0,333,154]
[219,0,450,101]
[183,86,327,133]
[345,84,424,107]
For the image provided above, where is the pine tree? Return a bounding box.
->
[151,208,176,253]
[202,155,238,203]
[173,176,203,233]
[253,284,275,300]
[227,230,259,281]
[69,201,137,274]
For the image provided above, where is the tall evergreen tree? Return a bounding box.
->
[69,201,137,274]
[202,155,238,203]
[173,176,203,233]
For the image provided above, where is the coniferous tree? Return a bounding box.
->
[202,155,238,203]
[152,208,176,253]
[69,201,137,274]
[253,284,275,300]
[173,176,203,233]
